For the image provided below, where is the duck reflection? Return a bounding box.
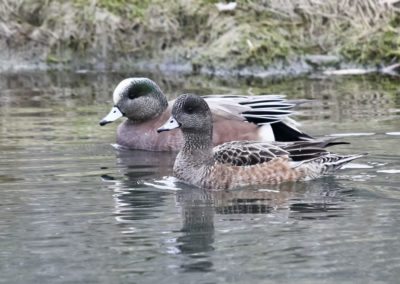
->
[176,178,348,218]
[114,147,176,178]
[174,178,348,272]
[102,148,176,226]
[175,188,216,272]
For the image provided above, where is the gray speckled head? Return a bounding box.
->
[172,94,213,134]
[112,78,168,122]
[172,94,212,132]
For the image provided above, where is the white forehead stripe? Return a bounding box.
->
[112,78,151,104]
[112,78,132,104]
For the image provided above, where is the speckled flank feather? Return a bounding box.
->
[199,157,303,190]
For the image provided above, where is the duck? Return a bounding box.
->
[99,77,313,151]
[157,94,366,190]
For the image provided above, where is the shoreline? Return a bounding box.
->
[0,55,394,80]
[1,1,399,79]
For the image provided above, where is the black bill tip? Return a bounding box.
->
[99,120,111,126]
[157,128,169,133]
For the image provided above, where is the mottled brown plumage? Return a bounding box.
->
[158,94,366,190]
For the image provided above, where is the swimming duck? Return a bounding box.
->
[157,94,365,190]
[99,78,313,151]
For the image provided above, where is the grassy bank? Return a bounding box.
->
[0,0,399,73]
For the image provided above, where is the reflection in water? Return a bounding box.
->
[104,149,176,226]
[113,189,168,222]
[176,188,215,272]
[177,179,349,216]
[114,148,176,178]
[106,149,216,271]
[175,179,350,272]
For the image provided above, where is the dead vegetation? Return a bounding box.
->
[0,0,399,72]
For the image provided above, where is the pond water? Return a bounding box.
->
[0,71,399,283]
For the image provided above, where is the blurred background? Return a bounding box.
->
[1,0,400,74]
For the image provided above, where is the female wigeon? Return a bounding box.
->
[100,78,313,151]
[157,94,365,190]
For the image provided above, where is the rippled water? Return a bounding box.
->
[0,71,399,283]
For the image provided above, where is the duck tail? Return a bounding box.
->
[293,153,367,180]
[319,153,367,174]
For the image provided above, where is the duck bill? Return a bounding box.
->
[157,116,181,133]
[99,106,123,126]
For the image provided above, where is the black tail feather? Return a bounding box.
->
[270,121,314,142]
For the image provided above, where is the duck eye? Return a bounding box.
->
[128,92,136,100]
[186,106,194,114]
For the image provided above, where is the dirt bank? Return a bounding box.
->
[1,0,399,76]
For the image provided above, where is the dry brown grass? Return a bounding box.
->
[0,0,399,70]
[266,0,400,56]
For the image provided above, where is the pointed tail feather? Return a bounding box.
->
[281,137,349,150]
[318,153,367,174]
[292,153,367,180]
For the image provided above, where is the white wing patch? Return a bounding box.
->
[258,124,275,141]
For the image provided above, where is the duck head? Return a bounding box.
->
[157,94,212,135]
[99,78,168,125]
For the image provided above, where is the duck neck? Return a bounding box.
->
[181,129,214,163]
[156,93,169,115]
[142,97,168,122]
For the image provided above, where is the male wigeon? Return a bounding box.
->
[157,94,365,190]
[99,78,313,151]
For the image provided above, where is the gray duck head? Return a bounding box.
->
[99,78,168,125]
[157,94,213,136]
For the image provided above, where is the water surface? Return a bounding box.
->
[0,71,399,283]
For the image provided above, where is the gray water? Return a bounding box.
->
[0,71,399,283]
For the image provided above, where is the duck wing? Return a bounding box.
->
[213,141,289,166]
[272,137,351,160]
[203,94,297,124]
[203,94,314,141]
[213,139,343,166]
